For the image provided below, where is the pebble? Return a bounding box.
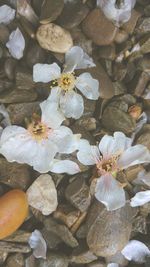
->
[136,18,150,34]
[65,176,91,212]
[7,102,40,125]
[57,0,89,29]
[82,9,118,46]
[0,89,37,104]
[70,250,97,264]
[36,23,73,53]
[37,252,69,267]
[0,158,31,190]
[87,261,106,267]
[6,253,24,267]
[122,10,141,34]
[86,200,133,257]
[40,0,64,24]
[26,41,47,68]
[4,58,17,81]
[0,25,9,44]
[0,251,8,265]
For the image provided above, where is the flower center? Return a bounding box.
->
[96,155,119,176]
[57,73,76,92]
[28,121,49,141]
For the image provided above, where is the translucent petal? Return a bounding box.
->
[77,140,100,166]
[118,145,150,169]
[33,63,61,83]
[40,100,65,129]
[6,28,25,59]
[107,264,119,267]
[64,46,95,73]
[95,174,126,211]
[76,73,100,100]
[49,159,80,174]
[121,240,150,263]
[0,5,15,24]
[28,230,47,259]
[130,191,150,207]
[99,132,132,157]
[60,91,84,119]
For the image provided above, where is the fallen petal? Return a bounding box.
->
[28,230,47,259]
[130,191,150,207]
[6,28,25,59]
[121,240,150,263]
[0,5,15,24]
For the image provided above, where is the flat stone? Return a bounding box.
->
[82,9,118,46]
[40,0,64,24]
[7,102,40,125]
[0,25,9,44]
[0,89,37,104]
[70,250,97,264]
[57,0,89,29]
[26,41,47,68]
[36,23,73,53]
[6,253,24,267]
[87,261,106,267]
[122,9,141,34]
[65,176,91,212]
[38,253,69,267]
[0,158,31,190]
[86,200,133,257]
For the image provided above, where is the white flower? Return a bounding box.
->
[28,230,47,259]
[0,5,15,24]
[0,100,81,173]
[6,28,25,59]
[77,132,150,211]
[97,0,136,26]
[33,46,99,119]
[121,240,150,263]
[130,191,150,207]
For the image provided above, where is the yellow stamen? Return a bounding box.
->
[57,73,76,92]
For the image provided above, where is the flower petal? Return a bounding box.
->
[6,28,25,59]
[118,145,150,169]
[77,139,99,166]
[50,126,81,154]
[0,5,15,24]
[64,46,95,73]
[49,159,80,174]
[0,125,58,173]
[28,230,47,259]
[33,63,61,83]
[95,174,126,211]
[47,87,61,103]
[130,191,150,207]
[99,132,132,157]
[121,240,150,263]
[40,99,65,129]
[60,91,84,119]
[107,264,119,267]
[76,73,100,100]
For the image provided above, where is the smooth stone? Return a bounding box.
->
[87,261,106,267]
[70,250,97,264]
[0,89,37,103]
[6,253,24,267]
[0,158,31,190]
[36,23,73,53]
[4,58,17,81]
[86,200,133,257]
[106,251,128,266]
[57,0,89,29]
[82,9,118,46]
[122,10,141,34]
[0,25,9,44]
[40,0,64,24]
[26,41,47,68]
[38,253,69,267]
[136,18,150,34]
[136,124,150,150]
[65,176,91,212]
[7,102,40,125]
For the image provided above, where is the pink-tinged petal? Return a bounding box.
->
[121,240,150,263]
[64,46,95,73]
[28,230,47,259]
[0,5,15,24]
[99,132,132,157]
[60,91,84,119]
[95,174,126,211]
[76,73,99,100]
[118,145,150,169]
[77,139,99,166]
[6,28,25,59]
[40,100,65,129]
[49,159,80,174]
[33,63,61,83]
[130,191,150,207]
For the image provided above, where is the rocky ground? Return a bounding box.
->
[0,0,150,267]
